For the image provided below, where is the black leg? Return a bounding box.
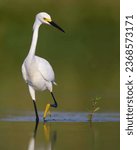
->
[50,92,58,108]
[33,100,39,122]
[33,120,39,138]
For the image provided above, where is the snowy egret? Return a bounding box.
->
[22,12,65,122]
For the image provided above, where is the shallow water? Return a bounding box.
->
[0,112,119,122]
[0,112,119,150]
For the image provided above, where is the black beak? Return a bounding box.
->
[50,21,65,33]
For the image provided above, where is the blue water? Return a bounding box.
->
[0,112,119,122]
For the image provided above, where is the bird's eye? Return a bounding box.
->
[43,18,51,22]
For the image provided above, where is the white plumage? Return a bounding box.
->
[22,12,64,122]
[22,56,55,92]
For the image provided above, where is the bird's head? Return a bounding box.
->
[33,12,65,32]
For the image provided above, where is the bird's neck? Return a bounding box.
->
[27,21,41,59]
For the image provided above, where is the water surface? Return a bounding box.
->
[0,112,119,150]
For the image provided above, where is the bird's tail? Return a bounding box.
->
[53,81,57,86]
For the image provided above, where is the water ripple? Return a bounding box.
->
[0,112,119,122]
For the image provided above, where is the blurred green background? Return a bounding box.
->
[0,0,119,114]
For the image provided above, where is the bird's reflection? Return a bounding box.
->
[44,123,57,150]
[28,121,39,150]
[28,121,57,150]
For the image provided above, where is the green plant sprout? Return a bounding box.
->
[88,97,101,121]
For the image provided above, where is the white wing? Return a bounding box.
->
[35,56,55,83]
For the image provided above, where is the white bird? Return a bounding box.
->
[22,12,65,122]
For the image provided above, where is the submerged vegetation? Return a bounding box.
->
[88,97,101,121]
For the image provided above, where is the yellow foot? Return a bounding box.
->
[43,104,51,120]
